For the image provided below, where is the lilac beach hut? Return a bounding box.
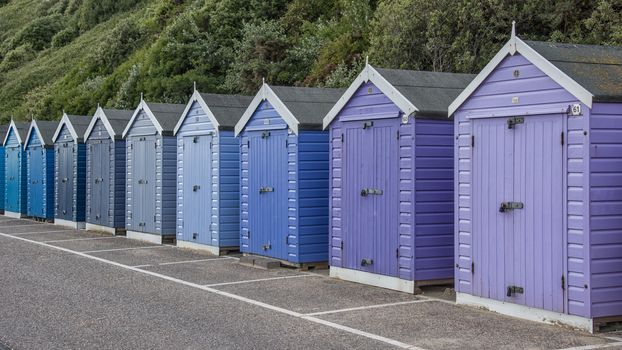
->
[323,63,474,292]
[450,26,622,332]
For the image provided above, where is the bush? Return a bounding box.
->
[10,14,64,51]
[0,44,35,72]
[51,26,79,48]
[91,19,145,74]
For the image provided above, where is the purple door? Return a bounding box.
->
[472,114,564,312]
[342,118,400,277]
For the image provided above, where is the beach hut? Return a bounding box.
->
[122,99,185,244]
[0,125,8,214]
[322,64,474,292]
[235,83,344,266]
[449,25,622,332]
[52,113,90,229]
[24,120,58,221]
[3,120,28,218]
[84,106,133,234]
[174,89,252,254]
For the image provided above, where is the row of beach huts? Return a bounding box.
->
[1,29,621,332]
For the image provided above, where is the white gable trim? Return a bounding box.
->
[234,83,299,136]
[23,120,46,150]
[3,119,23,146]
[448,35,594,116]
[52,113,80,143]
[84,107,117,141]
[174,90,220,136]
[121,100,164,138]
[322,64,418,129]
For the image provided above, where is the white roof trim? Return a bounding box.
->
[3,119,23,146]
[52,113,80,143]
[234,83,299,136]
[121,100,164,138]
[84,107,117,141]
[448,34,594,116]
[322,64,418,129]
[23,120,46,149]
[174,90,220,135]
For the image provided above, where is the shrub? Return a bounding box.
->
[51,26,79,48]
[0,44,35,72]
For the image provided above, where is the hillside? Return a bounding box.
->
[0,0,621,122]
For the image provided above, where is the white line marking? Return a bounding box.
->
[0,224,46,228]
[556,341,622,350]
[157,257,235,266]
[43,236,120,243]
[204,274,314,287]
[132,265,152,268]
[11,230,76,236]
[81,245,167,254]
[604,337,622,342]
[305,299,434,316]
[0,232,424,350]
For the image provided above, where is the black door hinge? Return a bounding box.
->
[561,274,566,290]
[285,139,288,148]
[396,130,400,140]
[471,261,475,274]
[396,248,399,259]
[340,240,343,250]
[561,132,565,146]
[341,133,344,143]
[471,135,475,148]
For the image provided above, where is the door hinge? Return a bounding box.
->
[396,248,399,259]
[247,140,250,148]
[561,274,566,290]
[130,143,133,150]
[340,240,343,250]
[341,133,344,143]
[155,142,157,149]
[561,132,565,146]
[471,261,475,274]
[396,130,400,140]
[247,230,250,238]
[285,139,288,148]
[471,135,475,148]
[153,215,156,222]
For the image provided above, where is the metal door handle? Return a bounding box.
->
[361,258,373,266]
[361,188,383,196]
[259,187,274,193]
[499,202,524,213]
[61,177,68,183]
[193,185,201,192]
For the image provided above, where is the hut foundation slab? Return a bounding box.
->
[329,267,415,293]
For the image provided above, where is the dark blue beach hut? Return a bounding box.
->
[322,64,474,292]
[24,120,58,221]
[0,125,8,214]
[3,120,28,218]
[122,99,185,244]
[450,26,622,331]
[84,106,133,234]
[174,89,252,254]
[52,113,90,229]
[235,83,344,266]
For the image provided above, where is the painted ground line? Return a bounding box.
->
[0,232,424,350]
[43,236,121,243]
[305,299,434,316]
[0,224,46,228]
[556,341,622,350]
[130,257,234,268]
[10,230,76,236]
[204,274,315,287]
[81,245,168,254]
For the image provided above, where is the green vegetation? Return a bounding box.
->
[0,0,621,122]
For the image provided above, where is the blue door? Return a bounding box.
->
[89,140,112,226]
[57,142,74,221]
[247,130,289,260]
[182,134,213,244]
[5,147,20,212]
[131,136,157,233]
[28,146,45,217]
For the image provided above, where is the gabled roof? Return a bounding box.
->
[235,83,345,136]
[84,106,133,141]
[323,64,475,128]
[52,113,91,143]
[3,119,29,146]
[24,119,59,148]
[122,99,186,138]
[174,90,253,135]
[449,24,622,116]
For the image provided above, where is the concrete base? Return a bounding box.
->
[54,219,85,229]
[127,230,171,245]
[456,292,594,333]
[176,240,221,255]
[4,211,23,219]
[330,266,415,294]
[85,223,124,235]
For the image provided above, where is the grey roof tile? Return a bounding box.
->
[269,86,345,128]
[146,102,186,133]
[199,93,253,130]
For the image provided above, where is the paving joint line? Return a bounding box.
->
[0,231,425,350]
[131,257,235,269]
[305,299,434,316]
[203,274,315,287]
[556,340,622,350]
[42,236,120,243]
[10,230,76,236]
[80,245,168,254]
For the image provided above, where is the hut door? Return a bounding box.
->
[98,140,111,226]
[90,143,101,225]
[247,130,289,260]
[131,138,145,231]
[6,147,19,212]
[342,119,400,277]
[29,147,45,217]
[57,143,74,221]
[142,136,157,233]
[182,134,212,244]
[472,115,564,313]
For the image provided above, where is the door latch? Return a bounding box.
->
[192,233,198,240]
[361,258,374,266]
[507,117,524,129]
[360,188,383,196]
[362,121,374,129]
[506,285,524,297]
[193,185,201,192]
[259,187,274,194]
[499,202,524,212]
[262,243,271,250]
[261,131,271,139]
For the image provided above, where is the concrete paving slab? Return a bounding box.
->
[48,237,161,252]
[0,236,389,350]
[0,224,66,234]
[214,275,420,314]
[318,301,611,350]
[140,259,303,286]
[88,246,226,267]
[12,230,111,242]
[0,219,46,227]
